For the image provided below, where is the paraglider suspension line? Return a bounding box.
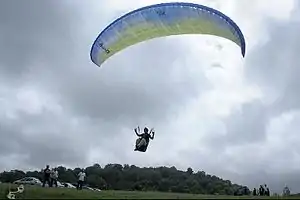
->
[99,43,110,54]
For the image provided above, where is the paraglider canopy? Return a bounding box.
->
[90,2,246,67]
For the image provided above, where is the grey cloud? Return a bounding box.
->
[219,2,300,152]
[0,0,210,171]
[224,100,269,145]
[202,100,269,152]
[56,41,208,123]
[212,3,300,192]
[0,0,210,123]
[245,6,300,115]
[0,0,79,79]
[0,110,87,168]
[0,0,88,168]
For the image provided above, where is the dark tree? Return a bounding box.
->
[0,164,249,195]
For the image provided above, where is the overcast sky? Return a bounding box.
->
[1,0,300,193]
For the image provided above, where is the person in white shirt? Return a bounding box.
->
[50,168,59,187]
[77,169,86,190]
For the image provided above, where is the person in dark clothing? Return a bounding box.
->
[252,188,257,196]
[134,127,154,152]
[42,165,51,187]
[259,185,264,196]
[265,184,270,196]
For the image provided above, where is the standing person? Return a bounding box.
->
[264,184,270,196]
[252,188,257,196]
[42,165,51,187]
[283,185,290,196]
[49,168,54,187]
[50,168,58,187]
[266,186,270,196]
[77,169,86,190]
[259,185,264,196]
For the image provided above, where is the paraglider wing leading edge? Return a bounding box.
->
[90,2,246,67]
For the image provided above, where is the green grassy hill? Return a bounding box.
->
[0,183,294,199]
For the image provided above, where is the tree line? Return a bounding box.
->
[0,164,250,195]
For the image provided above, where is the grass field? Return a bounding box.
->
[0,183,296,199]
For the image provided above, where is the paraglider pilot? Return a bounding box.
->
[134,126,154,152]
